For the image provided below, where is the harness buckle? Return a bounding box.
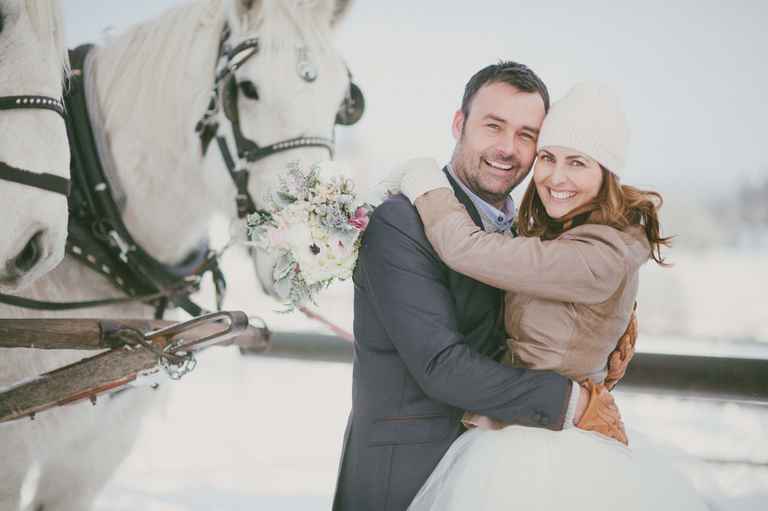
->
[108,230,133,263]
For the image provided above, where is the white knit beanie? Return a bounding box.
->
[537,82,629,176]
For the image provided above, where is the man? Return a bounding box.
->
[333,61,634,511]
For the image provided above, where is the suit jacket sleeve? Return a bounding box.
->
[358,196,571,429]
[414,189,630,304]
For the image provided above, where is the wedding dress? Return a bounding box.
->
[408,424,709,510]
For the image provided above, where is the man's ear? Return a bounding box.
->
[451,110,465,141]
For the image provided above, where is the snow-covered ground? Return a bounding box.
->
[92,351,767,511]
[637,250,768,342]
[87,246,767,510]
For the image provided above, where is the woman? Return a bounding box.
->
[396,83,708,510]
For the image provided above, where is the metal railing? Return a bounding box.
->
[255,331,768,403]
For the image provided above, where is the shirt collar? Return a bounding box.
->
[446,164,516,232]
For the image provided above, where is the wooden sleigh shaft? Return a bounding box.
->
[0,319,174,350]
[0,344,161,423]
[0,311,271,423]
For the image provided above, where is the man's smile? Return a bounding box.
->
[482,158,514,172]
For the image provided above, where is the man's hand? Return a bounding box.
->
[604,305,638,391]
[461,412,505,431]
[575,380,628,445]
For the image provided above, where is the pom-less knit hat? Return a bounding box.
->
[537,82,629,176]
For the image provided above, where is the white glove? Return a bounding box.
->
[363,163,408,207]
[363,157,447,206]
[400,157,451,203]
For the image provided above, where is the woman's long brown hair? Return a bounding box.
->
[516,167,672,265]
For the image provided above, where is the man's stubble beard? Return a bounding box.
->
[450,140,529,207]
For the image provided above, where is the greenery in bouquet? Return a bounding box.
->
[246,161,373,310]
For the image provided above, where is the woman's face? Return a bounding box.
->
[533,146,604,219]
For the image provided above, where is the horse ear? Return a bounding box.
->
[331,0,353,27]
[238,0,264,11]
[228,0,265,30]
[306,0,353,27]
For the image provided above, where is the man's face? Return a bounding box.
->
[450,82,546,208]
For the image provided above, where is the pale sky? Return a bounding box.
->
[62,0,768,196]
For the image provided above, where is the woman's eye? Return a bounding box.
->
[486,123,500,131]
[570,160,585,167]
[539,154,553,162]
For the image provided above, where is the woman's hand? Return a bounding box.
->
[400,157,451,203]
[365,157,450,206]
[364,162,409,206]
[605,305,638,391]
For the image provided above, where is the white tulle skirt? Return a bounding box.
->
[408,425,709,511]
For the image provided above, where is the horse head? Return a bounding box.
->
[0,0,70,292]
[202,0,362,301]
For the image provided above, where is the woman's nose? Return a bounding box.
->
[549,164,568,185]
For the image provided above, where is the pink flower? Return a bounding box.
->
[348,207,370,231]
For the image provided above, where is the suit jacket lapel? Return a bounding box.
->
[443,166,484,229]
[442,167,507,358]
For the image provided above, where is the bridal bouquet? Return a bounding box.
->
[246,161,373,310]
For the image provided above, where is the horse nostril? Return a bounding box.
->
[13,230,45,274]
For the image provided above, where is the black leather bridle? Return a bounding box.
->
[0,26,365,316]
[195,24,365,218]
[0,94,70,196]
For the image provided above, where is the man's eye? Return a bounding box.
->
[486,123,500,131]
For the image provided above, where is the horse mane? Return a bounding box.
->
[90,0,337,157]
[25,0,70,84]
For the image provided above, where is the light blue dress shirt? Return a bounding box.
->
[446,164,516,233]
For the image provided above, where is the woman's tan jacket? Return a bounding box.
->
[414,189,651,384]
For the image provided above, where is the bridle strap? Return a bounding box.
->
[0,287,192,311]
[240,135,335,162]
[216,135,257,219]
[0,95,65,119]
[0,160,71,196]
[0,95,69,195]
[196,24,339,218]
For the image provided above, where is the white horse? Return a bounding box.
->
[0,0,70,292]
[1,0,355,509]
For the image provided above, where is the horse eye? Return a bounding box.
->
[239,81,259,100]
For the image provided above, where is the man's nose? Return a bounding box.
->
[495,135,517,159]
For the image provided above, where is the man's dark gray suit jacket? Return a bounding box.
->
[332,171,572,510]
